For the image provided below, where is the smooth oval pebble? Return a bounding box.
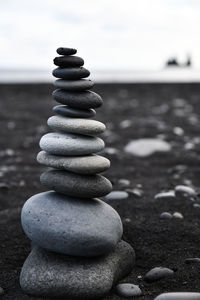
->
[54,79,94,91]
[154,292,200,300]
[105,191,129,200]
[115,283,142,297]
[48,115,105,136]
[53,67,90,80]
[52,89,103,109]
[40,170,112,198]
[144,267,174,282]
[54,56,84,67]
[57,47,77,55]
[160,212,173,219]
[37,151,110,174]
[39,132,104,156]
[21,191,122,256]
[175,185,196,197]
[155,191,175,200]
[173,212,184,219]
[53,105,96,118]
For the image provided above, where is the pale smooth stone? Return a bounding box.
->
[105,191,129,200]
[53,105,96,118]
[40,170,112,198]
[144,267,174,282]
[47,115,106,136]
[115,283,142,297]
[155,191,175,200]
[175,185,196,197]
[37,151,110,174]
[54,79,94,91]
[20,241,135,299]
[39,132,104,156]
[21,191,122,256]
[154,292,200,300]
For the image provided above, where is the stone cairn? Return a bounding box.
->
[20,47,135,299]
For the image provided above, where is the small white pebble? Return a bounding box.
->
[173,212,184,219]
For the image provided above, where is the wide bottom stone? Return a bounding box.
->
[20,240,135,299]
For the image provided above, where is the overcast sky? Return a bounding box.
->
[0,0,199,71]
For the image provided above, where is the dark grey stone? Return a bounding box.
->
[47,115,105,136]
[160,212,173,219]
[53,105,96,118]
[37,151,110,174]
[40,170,112,198]
[20,240,135,299]
[185,258,200,264]
[54,79,94,91]
[53,67,90,80]
[154,293,200,300]
[21,191,122,256]
[56,47,77,55]
[52,89,103,109]
[115,283,142,297]
[54,56,84,67]
[144,267,174,283]
[39,132,104,156]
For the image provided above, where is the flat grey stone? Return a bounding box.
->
[40,170,112,198]
[53,105,96,118]
[37,151,110,174]
[48,115,105,136]
[144,267,174,282]
[105,191,129,200]
[185,258,200,264]
[155,191,175,200]
[54,56,84,67]
[52,90,103,109]
[175,185,196,197]
[154,292,200,300]
[54,79,94,91]
[20,240,135,299]
[115,283,142,297]
[53,67,90,80]
[21,191,122,256]
[39,132,104,156]
[57,47,77,55]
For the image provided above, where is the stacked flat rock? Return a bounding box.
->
[20,47,135,299]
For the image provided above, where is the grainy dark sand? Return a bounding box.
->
[0,83,200,299]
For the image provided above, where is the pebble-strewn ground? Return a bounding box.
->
[0,83,200,299]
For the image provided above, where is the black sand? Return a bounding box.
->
[0,83,200,299]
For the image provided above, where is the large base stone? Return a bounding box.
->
[20,240,135,299]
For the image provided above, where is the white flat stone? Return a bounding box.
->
[154,292,200,300]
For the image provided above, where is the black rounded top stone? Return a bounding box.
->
[53,67,90,80]
[54,56,84,67]
[57,47,77,55]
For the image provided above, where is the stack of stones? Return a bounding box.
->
[20,47,135,299]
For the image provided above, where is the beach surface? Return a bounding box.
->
[0,83,200,299]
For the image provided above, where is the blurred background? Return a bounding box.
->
[0,0,200,82]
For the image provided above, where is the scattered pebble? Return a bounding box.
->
[160,212,173,219]
[0,183,9,190]
[120,119,132,129]
[193,203,200,208]
[125,138,171,157]
[173,212,184,219]
[115,283,142,297]
[126,188,143,198]
[118,179,130,188]
[155,191,175,200]
[144,267,174,283]
[0,287,4,295]
[154,292,200,300]
[104,147,118,155]
[175,185,196,198]
[105,191,129,200]
[7,121,16,130]
[185,258,200,264]
[173,127,184,136]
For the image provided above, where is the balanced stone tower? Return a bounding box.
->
[20,47,135,299]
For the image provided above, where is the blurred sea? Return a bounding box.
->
[0,68,199,83]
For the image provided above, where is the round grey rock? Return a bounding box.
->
[48,115,105,136]
[20,240,135,299]
[21,191,122,256]
[144,267,174,282]
[52,89,103,109]
[54,56,84,67]
[154,292,200,300]
[37,151,110,174]
[39,132,104,156]
[40,170,112,198]
[54,79,94,91]
[115,283,142,297]
[53,67,90,80]
[57,47,77,55]
[53,105,96,118]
